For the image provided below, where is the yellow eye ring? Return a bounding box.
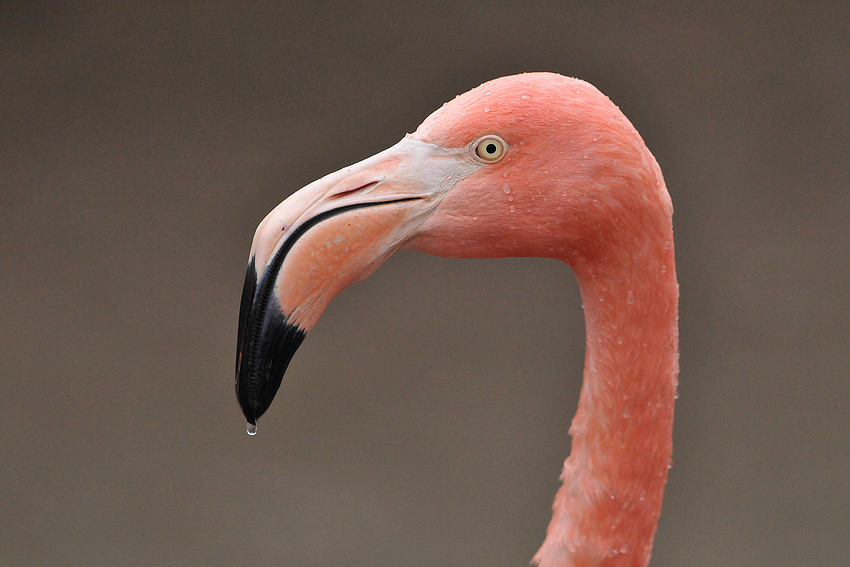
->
[473,135,507,163]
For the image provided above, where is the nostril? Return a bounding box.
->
[331,181,380,199]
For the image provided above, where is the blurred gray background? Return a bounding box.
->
[1,1,848,566]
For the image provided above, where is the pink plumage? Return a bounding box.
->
[237,72,679,567]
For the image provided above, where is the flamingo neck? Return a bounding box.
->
[535,234,679,567]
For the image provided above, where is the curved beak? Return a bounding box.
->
[235,136,482,427]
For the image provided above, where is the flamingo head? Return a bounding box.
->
[235,72,669,426]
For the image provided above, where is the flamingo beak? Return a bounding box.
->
[235,136,482,427]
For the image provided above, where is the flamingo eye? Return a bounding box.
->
[473,135,507,163]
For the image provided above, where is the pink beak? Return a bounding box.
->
[235,136,483,426]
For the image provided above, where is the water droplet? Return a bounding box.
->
[483,107,490,112]
[617,335,624,344]
[502,183,511,194]
[521,94,531,100]
[509,205,515,213]
[508,196,514,202]
[660,265,667,273]
[627,290,635,304]
[619,543,631,554]
[622,407,630,418]
[472,216,478,221]
[460,111,467,116]
[593,137,597,142]
[246,422,258,436]
[485,91,491,95]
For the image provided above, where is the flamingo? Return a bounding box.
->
[235,72,679,567]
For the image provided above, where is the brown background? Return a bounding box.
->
[2,2,848,566]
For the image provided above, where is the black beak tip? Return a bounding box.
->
[235,320,307,425]
[237,389,260,426]
[235,369,280,424]
[235,256,308,428]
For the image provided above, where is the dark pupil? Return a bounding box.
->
[485,143,497,155]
